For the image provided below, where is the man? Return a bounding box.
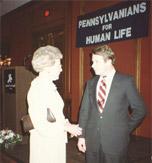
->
[77,45,147,163]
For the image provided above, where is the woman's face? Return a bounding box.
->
[52,59,62,81]
[46,59,62,81]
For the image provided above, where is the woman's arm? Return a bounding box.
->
[64,120,82,137]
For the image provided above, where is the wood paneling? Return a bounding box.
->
[71,1,151,138]
[32,1,65,27]
[10,13,32,66]
[1,0,151,138]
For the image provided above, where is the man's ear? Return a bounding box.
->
[106,59,112,65]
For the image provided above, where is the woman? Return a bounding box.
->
[27,45,82,163]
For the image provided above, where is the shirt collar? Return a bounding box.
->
[100,68,115,79]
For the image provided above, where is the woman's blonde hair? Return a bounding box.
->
[32,45,63,73]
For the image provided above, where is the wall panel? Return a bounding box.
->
[32,1,65,27]
[71,0,151,138]
[10,13,32,66]
[1,0,151,138]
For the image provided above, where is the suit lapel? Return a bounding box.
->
[90,76,100,110]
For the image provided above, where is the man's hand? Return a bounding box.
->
[77,138,86,153]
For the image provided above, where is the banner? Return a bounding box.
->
[76,1,150,47]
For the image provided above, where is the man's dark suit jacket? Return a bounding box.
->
[78,71,147,155]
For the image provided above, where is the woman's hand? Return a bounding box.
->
[64,122,82,137]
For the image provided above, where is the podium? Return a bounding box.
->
[1,66,35,143]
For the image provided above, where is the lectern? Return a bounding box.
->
[1,66,35,143]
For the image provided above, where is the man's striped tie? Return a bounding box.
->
[97,76,106,114]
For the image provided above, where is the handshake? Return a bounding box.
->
[64,121,82,137]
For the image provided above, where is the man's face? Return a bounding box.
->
[91,54,109,76]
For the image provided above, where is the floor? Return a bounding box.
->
[0,135,152,163]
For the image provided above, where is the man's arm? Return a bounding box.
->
[126,77,147,133]
[77,82,91,152]
[78,82,91,138]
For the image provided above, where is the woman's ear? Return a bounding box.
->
[42,67,51,74]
